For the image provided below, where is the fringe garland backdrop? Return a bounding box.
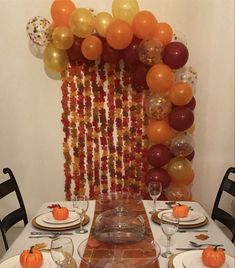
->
[61,63,149,200]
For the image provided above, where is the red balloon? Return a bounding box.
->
[186,150,195,161]
[147,144,172,167]
[145,167,171,189]
[168,107,194,131]
[101,41,122,64]
[131,63,149,91]
[123,36,141,66]
[162,41,189,69]
[66,36,86,64]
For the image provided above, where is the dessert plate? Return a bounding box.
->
[42,211,79,224]
[164,210,200,222]
[181,250,234,268]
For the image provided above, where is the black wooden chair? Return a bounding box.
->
[211,167,235,242]
[0,168,28,250]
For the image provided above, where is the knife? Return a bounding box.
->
[30,231,74,235]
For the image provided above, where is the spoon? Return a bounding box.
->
[178,229,208,233]
[189,241,224,247]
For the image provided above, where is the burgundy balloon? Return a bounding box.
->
[168,107,194,131]
[101,41,122,64]
[184,96,196,110]
[145,168,171,189]
[186,150,195,161]
[162,41,189,69]
[131,63,149,91]
[147,144,172,167]
[66,36,86,65]
[123,37,141,66]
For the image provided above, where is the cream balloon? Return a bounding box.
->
[69,8,94,38]
[52,26,74,50]
[43,43,68,72]
[112,0,139,24]
[94,12,113,37]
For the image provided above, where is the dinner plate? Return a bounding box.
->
[152,210,208,228]
[41,211,79,224]
[32,214,90,231]
[164,211,200,222]
[172,250,234,268]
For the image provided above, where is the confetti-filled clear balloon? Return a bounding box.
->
[26,16,51,46]
[145,93,172,120]
[175,66,198,93]
[170,132,194,157]
[138,38,163,66]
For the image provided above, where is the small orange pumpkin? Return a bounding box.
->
[202,246,226,268]
[20,246,43,268]
[52,205,69,220]
[172,203,189,218]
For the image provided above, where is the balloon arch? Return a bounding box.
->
[26,0,197,200]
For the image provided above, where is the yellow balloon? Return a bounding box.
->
[52,26,74,50]
[112,0,139,24]
[94,12,113,37]
[167,157,192,181]
[69,8,94,38]
[43,43,68,72]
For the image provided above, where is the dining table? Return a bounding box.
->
[0,200,234,267]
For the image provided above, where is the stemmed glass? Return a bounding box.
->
[148,181,162,213]
[160,212,179,258]
[73,195,89,234]
[50,237,74,267]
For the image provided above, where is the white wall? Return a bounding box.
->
[0,0,234,221]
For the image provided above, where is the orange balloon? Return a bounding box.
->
[169,82,193,106]
[146,63,175,93]
[146,120,173,144]
[132,10,157,39]
[81,35,103,60]
[106,19,133,50]
[171,169,194,185]
[167,156,192,181]
[165,183,191,201]
[51,0,76,26]
[153,22,173,46]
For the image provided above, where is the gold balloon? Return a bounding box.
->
[69,8,94,38]
[167,156,192,181]
[43,43,68,72]
[112,0,139,24]
[165,183,191,201]
[94,12,113,37]
[52,26,74,50]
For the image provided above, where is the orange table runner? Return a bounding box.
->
[79,199,160,268]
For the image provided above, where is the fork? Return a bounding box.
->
[28,233,60,239]
[189,241,224,247]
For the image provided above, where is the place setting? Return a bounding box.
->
[0,237,77,268]
[32,197,90,232]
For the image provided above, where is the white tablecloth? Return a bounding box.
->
[1,201,234,267]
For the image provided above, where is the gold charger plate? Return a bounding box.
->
[32,214,90,231]
[151,211,208,229]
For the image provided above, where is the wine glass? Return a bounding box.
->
[73,195,89,234]
[160,212,179,258]
[148,181,162,213]
[50,237,74,267]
